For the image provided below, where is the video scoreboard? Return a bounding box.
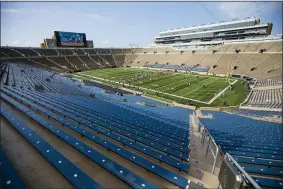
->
[54,31,87,47]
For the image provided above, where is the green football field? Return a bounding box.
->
[73,68,249,107]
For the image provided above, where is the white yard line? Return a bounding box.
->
[77,72,209,104]
[77,73,106,81]
[139,87,208,104]
[183,77,219,96]
[207,80,238,104]
[77,72,238,105]
[157,76,197,91]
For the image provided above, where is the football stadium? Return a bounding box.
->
[1,2,282,189]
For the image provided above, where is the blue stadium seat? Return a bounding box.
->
[200,111,282,161]
[191,66,210,72]
[0,103,103,189]
[1,90,190,189]
[177,65,195,71]
[200,110,283,188]
[1,91,160,189]
[225,150,282,160]
[7,84,189,171]
[35,90,189,145]
[220,146,283,155]
[247,177,283,189]
[233,156,283,168]
[14,87,189,149]
[234,109,282,118]
[151,64,165,68]
[162,65,180,70]
[217,140,282,151]
[63,95,189,141]
[0,149,26,189]
[7,86,189,162]
[214,136,282,146]
[241,165,283,176]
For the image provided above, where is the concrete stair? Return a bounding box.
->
[188,115,223,189]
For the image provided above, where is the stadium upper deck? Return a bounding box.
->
[155,17,273,48]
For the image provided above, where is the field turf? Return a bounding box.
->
[73,68,249,107]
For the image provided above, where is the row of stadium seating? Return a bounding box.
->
[1,58,281,188]
[6,63,190,145]
[0,61,88,95]
[1,51,281,79]
[6,86,190,155]
[130,40,282,54]
[1,93,160,189]
[245,88,282,109]
[132,53,281,78]
[1,47,127,57]
[143,63,210,72]
[4,62,191,141]
[1,40,282,67]
[0,62,8,85]
[78,56,101,69]
[2,59,282,115]
[56,48,74,55]
[1,47,23,57]
[191,66,210,72]
[0,148,26,189]
[212,41,282,53]
[4,86,189,170]
[255,76,282,88]
[177,65,195,71]
[0,48,116,71]
[233,109,282,118]
[32,48,58,56]
[199,111,282,188]
[1,61,193,188]
[51,92,190,138]
[15,48,39,56]
[1,41,282,58]
[58,95,190,145]
[162,64,180,70]
[1,86,190,189]
[116,101,191,128]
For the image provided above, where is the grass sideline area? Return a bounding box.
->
[73,68,249,107]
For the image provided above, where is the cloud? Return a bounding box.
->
[102,40,109,44]
[12,40,20,46]
[218,2,281,18]
[1,7,109,21]
[83,13,102,19]
[1,8,40,14]
[1,8,20,13]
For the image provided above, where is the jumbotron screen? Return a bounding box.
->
[54,31,87,47]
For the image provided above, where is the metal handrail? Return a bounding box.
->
[196,114,262,189]
[202,126,219,174]
[194,113,219,174]
[225,153,262,189]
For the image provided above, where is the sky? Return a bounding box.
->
[1,1,282,48]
